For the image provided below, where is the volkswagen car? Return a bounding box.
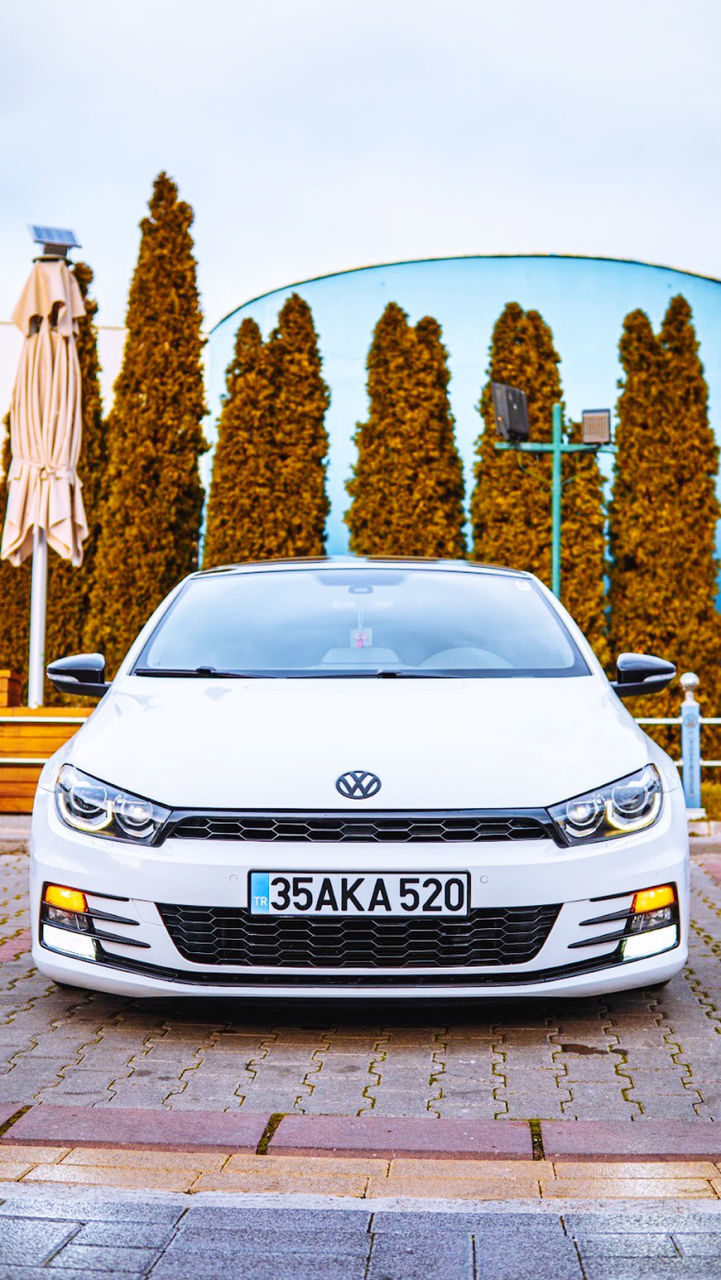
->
[30,559,688,999]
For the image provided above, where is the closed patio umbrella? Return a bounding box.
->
[1,258,88,705]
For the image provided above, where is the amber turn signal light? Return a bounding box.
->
[632,885,675,914]
[43,884,88,914]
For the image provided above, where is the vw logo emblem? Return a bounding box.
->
[336,770,382,800]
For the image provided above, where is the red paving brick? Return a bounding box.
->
[699,854,721,886]
[1,1105,271,1152]
[0,929,31,962]
[542,1120,721,1161]
[269,1114,533,1159]
[0,1103,25,1131]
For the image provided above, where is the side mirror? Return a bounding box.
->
[46,653,110,699]
[611,652,676,699]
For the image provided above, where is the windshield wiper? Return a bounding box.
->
[311,669,428,678]
[133,667,258,678]
[134,667,436,679]
[373,669,425,677]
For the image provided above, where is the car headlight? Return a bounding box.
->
[550,764,662,845]
[56,764,169,844]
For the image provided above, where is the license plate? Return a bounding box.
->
[249,871,469,916]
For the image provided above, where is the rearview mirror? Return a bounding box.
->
[46,653,110,699]
[611,652,676,699]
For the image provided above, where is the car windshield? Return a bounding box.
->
[134,567,589,679]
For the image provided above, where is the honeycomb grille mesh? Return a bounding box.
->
[167,811,554,844]
[156,903,561,968]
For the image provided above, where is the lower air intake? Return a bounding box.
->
[156,903,560,969]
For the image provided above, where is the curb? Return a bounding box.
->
[267,1114,532,1159]
[0,840,29,855]
[0,815,32,854]
[1,1106,721,1163]
[541,1121,721,1161]
[1,1105,268,1152]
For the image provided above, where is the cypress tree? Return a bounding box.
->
[609,296,721,743]
[411,316,466,557]
[265,292,330,557]
[346,302,409,554]
[345,302,465,556]
[85,172,207,674]
[202,318,274,567]
[0,262,105,699]
[203,294,330,567]
[561,421,610,667]
[471,302,608,662]
[471,304,560,580]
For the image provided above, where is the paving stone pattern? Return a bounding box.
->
[2,849,721,1122]
[3,1196,721,1277]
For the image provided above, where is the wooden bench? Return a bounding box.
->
[0,676,91,813]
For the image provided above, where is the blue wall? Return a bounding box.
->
[207,255,721,557]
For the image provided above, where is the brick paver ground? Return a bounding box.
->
[1,847,720,1122]
[3,1146,721,1199]
[2,1192,721,1279]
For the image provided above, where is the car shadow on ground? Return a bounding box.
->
[57,983,669,1031]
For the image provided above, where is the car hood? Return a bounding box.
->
[69,674,653,811]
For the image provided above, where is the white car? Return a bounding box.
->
[31,558,688,1000]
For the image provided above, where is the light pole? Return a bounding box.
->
[493,394,615,598]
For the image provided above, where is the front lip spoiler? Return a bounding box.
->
[39,936,678,989]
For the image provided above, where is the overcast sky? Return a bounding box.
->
[2,0,720,331]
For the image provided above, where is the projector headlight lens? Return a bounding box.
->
[56,765,169,844]
[57,771,111,832]
[551,765,662,844]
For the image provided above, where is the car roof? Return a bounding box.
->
[192,557,532,580]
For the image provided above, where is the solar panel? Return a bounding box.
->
[27,225,80,255]
[492,382,529,442]
[581,409,611,445]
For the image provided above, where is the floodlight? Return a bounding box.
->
[27,225,80,258]
[492,382,529,442]
[581,409,611,445]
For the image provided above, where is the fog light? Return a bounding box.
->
[44,885,87,913]
[623,925,677,961]
[44,905,91,929]
[629,906,674,933]
[41,883,95,959]
[42,924,96,960]
[622,883,678,960]
[632,885,675,913]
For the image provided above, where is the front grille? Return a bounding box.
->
[166,810,557,844]
[156,903,560,968]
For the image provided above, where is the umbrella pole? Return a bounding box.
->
[28,526,48,708]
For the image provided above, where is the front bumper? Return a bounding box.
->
[30,786,690,999]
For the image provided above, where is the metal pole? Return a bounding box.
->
[551,402,562,598]
[28,525,47,708]
[680,672,703,813]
